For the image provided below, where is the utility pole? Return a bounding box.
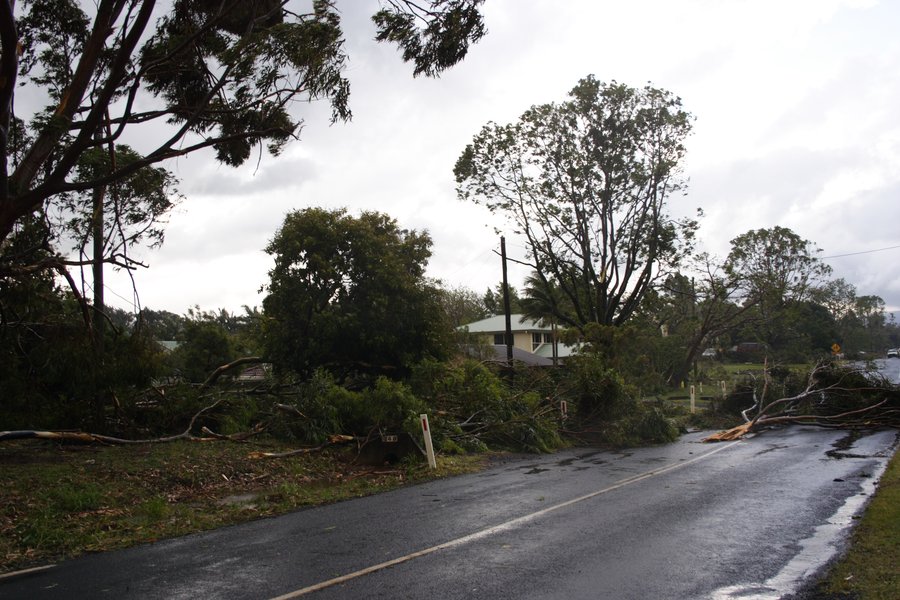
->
[501,236,513,365]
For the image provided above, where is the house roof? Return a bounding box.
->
[459,314,550,333]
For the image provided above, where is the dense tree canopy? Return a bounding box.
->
[456,76,697,330]
[725,226,832,308]
[262,207,450,380]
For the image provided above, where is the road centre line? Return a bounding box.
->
[269,440,742,599]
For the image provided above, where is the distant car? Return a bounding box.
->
[701,348,717,358]
[888,348,899,358]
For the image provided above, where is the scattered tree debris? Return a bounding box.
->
[247,435,355,459]
[705,362,899,442]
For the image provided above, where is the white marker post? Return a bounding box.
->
[420,414,437,469]
[690,385,696,414]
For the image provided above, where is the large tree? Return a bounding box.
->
[438,284,488,328]
[724,226,833,356]
[0,0,486,256]
[262,207,450,380]
[455,76,697,330]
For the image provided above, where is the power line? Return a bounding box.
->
[821,244,900,260]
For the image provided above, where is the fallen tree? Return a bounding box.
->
[705,361,899,442]
[0,397,228,444]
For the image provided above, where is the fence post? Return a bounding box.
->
[420,414,437,469]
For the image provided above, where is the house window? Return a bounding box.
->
[494,333,505,345]
[544,333,553,343]
[532,333,543,350]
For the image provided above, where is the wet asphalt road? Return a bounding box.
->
[2,427,896,600]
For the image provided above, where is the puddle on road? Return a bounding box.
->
[523,467,549,475]
[826,430,876,460]
[754,444,790,456]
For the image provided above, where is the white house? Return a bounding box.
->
[458,314,579,365]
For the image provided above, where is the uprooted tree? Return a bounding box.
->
[705,361,899,442]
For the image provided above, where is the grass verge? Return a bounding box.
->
[0,439,485,574]
[814,444,900,599]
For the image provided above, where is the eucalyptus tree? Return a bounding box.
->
[0,0,487,256]
[455,76,697,330]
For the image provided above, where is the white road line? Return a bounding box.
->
[269,441,742,599]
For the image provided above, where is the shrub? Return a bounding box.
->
[566,354,635,422]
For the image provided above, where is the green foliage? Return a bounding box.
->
[168,317,237,383]
[325,377,424,437]
[119,383,210,436]
[0,243,166,430]
[410,359,563,453]
[725,227,832,306]
[136,308,185,340]
[629,406,679,444]
[438,284,490,328]
[585,403,679,448]
[580,321,677,393]
[16,0,90,100]
[269,371,424,443]
[456,76,696,330]
[356,378,426,436]
[566,353,635,422]
[482,283,522,316]
[3,0,487,246]
[373,0,486,77]
[139,0,348,165]
[262,208,451,380]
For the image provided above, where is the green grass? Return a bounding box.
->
[0,439,485,573]
[818,447,900,599]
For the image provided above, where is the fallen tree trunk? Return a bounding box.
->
[705,362,899,442]
[0,397,226,445]
[200,356,265,390]
[247,434,355,459]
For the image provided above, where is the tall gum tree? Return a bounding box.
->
[0,0,487,256]
[455,76,697,330]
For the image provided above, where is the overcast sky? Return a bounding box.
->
[99,0,900,317]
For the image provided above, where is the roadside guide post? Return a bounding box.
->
[420,414,437,469]
[690,385,696,414]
